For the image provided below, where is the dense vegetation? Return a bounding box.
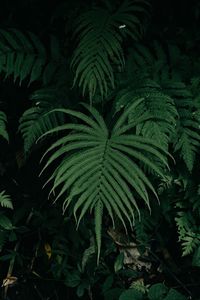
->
[0,0,200,299]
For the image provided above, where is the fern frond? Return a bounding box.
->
[126,42,189,84]
[0,111,9,141]
[165,82,200,172]
[0,29,46,84]
[41,102,169,260]
[0,29,64,85]
[120,41,200,171]
[19,102,65,154]
[0,191,13,209]
[175,210,200,256]
[115,79,177,150]
[71,0,151,100]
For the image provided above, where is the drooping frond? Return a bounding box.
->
[19,102,65,154]
[40,101,169,261]
[71,0,151,100]
[0,191,13,209]
[0,29,64,85]
[0,111,9,141]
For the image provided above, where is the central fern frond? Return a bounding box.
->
[40,100,169,261]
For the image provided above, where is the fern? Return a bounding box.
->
[71,0,151,100]
[126,42,190,84]
[0,29,64,85]
[19,101,65,154]
[165,81,200,172]
[122,42,200,171]
[0,191,13,209]
[115,79,177,150]
[40,100,169,262]
[0,111,9,141]
[175,210,200,256]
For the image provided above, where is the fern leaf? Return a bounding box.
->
[41,104,168,260]
[165,82,200,172]
[0,29,65,86]
[71,0,151,100]
[19,102,64,154]
[0,29,46,84]
[175,210,200,256]
[114,80,177,150]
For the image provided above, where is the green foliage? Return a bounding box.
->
[119,284,187,300]
[115,79,177,150]
[0,29,64,85]
[19,101,65,154]
[1,0,200,298]
[175,209,200,256]
[116,41,200,172]
[40,101,169,261]
[119,288,144,300]
[167,82,200,172]
[148,283,168,300]
[71,0,151,100]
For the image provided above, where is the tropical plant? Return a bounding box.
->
[39,101,169,261]
[0,0,200,299]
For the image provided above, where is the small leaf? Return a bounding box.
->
[65,271,81,287]
[9,231,17,242]
[148,283,168,300]
[104,288,124,300]
[76,281,89,298]
[163,289,187,300]
[119,289,144,300]
[0,215,13,230]
[102,275,114,293]
[114,252,124,272]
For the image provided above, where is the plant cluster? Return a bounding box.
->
[0,0,200,299]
